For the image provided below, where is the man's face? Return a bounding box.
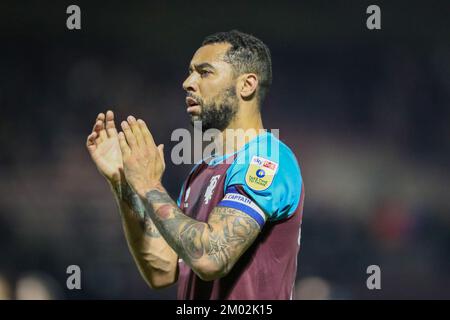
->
[182,43,239,131]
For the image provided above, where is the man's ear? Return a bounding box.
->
[239,73,258,100]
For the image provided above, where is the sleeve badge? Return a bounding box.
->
[245,156,279,191]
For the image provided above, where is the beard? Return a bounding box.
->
[189,86,238,132]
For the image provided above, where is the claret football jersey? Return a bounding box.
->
[176,131,304,300]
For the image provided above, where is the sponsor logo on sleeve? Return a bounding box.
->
[245,156,278,191]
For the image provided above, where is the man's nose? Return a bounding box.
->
[182,73,198,92]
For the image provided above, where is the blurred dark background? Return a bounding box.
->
[0,0,449,299]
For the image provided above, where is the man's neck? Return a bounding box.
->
[214,107,264,157]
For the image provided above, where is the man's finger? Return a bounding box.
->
[97,116,108,141]
[92,113,105,133]
[137,119,156,147]
[93,120,104,143]
[121,121,137,149]
[93,113,107,140]
[127,116,144,147]
[86,132,98,153]
[118,131,131,157]
[105,110,118,137]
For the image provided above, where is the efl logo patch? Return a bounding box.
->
[245,156,278,191]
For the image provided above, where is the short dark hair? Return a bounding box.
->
[202,30,272,104]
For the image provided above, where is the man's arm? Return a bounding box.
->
[141,185,260,281]
[86,111,178,289]
[117,117,260,281]
[110,178,179,289]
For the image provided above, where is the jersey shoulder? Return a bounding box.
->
[225,132,303,221]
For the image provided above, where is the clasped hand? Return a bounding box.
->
[87,111,165,197]
[117,116,165,198]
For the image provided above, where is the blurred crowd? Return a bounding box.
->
[0,1,449,299]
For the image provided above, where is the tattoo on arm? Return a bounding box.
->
[143,188,260,275]
[205,208,258,270]
[180,223,206,259]
[143,216,162,238]
[113,182,161,238]
[114,181,146,218]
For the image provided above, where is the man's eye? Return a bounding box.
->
[200,70,211,77]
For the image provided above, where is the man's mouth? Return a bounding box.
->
[186,97,201,114]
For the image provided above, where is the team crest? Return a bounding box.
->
[245,156,278,191]
[204,175,221,204]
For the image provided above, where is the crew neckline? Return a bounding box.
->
[206,130,271,166]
